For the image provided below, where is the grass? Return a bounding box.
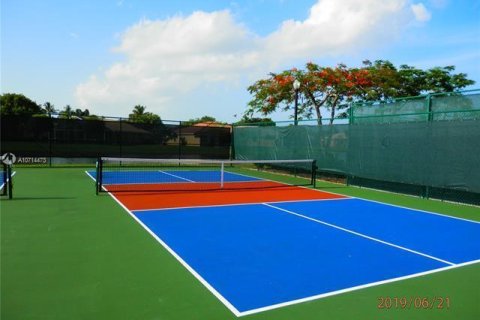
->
[1,167,479,319]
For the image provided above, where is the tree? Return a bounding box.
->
[43,102,56,117]
[234,115,275,126]
[183,115,227,126]
[59,105,73,119]
[247,63,373,125]
[246,61,475,124]
[424,66,474,93]
[361,60,474,100]
[0,93,42,115]
[185,115,217,125]
[74,108,90,118]
[130,105,146,117]
[128,105,161,124]
[127,105,175,143]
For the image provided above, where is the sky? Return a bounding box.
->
[1,0,479,122]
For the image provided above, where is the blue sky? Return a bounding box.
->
[2,0,479,122]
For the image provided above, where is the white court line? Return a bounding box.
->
[132,197,347,213]
[0,171,16,190]
[94,166,479,226]
[263,203,456,266]
[354,197,480,225]
[84,170,242,316]
[108,191,242,317]
[232,169,480,225]
[238,259,480,316]
[101,180,262,186]
[300,184,480,225]
[158,170,196,182]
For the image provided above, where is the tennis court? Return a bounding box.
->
[86,158,480,317]
[2,165,480,319]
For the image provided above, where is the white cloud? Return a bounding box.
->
[264,0,409,61]
[75,0,424,120]
[76,10,259,117]
[411,3,432,22]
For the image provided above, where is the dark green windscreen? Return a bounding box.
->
[351,92,480,124]
[234,119,480,201]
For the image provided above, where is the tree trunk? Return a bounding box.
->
[306,91,331,126]
[315,106,322,126]
[329,95,340,125]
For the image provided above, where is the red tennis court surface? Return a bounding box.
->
[109,181,346,210]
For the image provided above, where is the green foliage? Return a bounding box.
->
[362,60,475,100]
[75,108,90,117]
[128,105,161,124]
[183,115,218,126]
[246,60,475,125]
[424,66,474,93]
[43,102,56,117]
[57,106,93,119]
[0,93,42,115]
[59,105,73,119]
[233,116,275,126]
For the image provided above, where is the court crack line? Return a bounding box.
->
[262,203,455,266]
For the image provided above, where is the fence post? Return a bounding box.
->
[230,124,235,160]
[348,102,354,124]
[119,118,123,158]
[425,94,433,199]
[48,117,53,167]
[178,121,182,160]
[426,94,433,122]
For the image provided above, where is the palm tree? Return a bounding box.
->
[63,105,73,119]
[43,102,56,117]
[128,105,146,122]
[132,105,146,116]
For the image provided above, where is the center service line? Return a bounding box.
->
[262,203,455,266]
[158,170,196,182]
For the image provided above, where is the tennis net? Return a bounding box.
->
[95,157,317,193]
[1,162,13,199]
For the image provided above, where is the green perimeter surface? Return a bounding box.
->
[1,167,479,319]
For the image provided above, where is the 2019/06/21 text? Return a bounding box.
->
[377,296,451,310]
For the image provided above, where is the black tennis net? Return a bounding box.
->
[94,157,317,193]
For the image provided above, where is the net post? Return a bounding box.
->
[220,161,225,188]
[96,157,102,195]
[1,163,6,196]
[7,163,13,199]
[311,160,317,188]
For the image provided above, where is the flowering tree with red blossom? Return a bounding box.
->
[246,62,374,125]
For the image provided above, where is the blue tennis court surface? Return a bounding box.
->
[132,198,480,315]
[1,170,14,190]
[88,170,260,184]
